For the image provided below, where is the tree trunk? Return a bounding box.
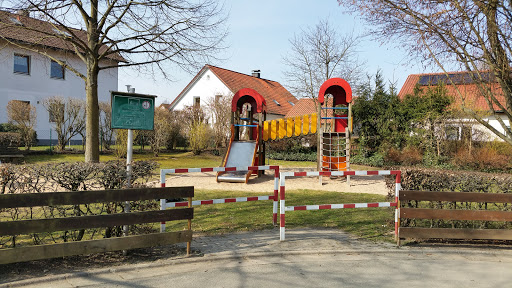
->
[85,62,100,163]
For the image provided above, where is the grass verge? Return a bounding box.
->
[164,189,395,242]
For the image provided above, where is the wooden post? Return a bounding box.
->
[258,113,263,177]
[187,196,192,255]
[346,103,352,186]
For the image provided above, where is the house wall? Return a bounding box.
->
[172,68,285,123]
[0,42,118,144]
[478,115,509,141]
[173,68,232,112]
[444,114,509,142]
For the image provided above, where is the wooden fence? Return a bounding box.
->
[398,190,512,245]
[0,186,193,264]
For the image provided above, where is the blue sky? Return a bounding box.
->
[119,1,428,104]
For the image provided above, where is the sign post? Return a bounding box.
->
[111,91,156,249]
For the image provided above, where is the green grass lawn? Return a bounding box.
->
[164,189,395,242]
[23,150,379,171]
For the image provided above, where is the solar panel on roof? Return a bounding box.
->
[418,72,495,86]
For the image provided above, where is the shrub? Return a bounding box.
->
[351,152,385,167]
[453,146,511,172]
[267,151,317,161]
[385,167,512,231]
[384,147,401,164]
[189,122,210,155]
[386,167,512,194]
[400,146,423,166]
[0,160,159,246]
[0,132,21,148]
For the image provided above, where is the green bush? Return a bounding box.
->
[351,152,384,167]
[189,122,210,155]
[267,151,317,161]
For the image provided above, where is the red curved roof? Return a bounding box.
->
[318,78,352,105]
[231,88,267,113]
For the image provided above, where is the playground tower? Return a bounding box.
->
[318,78,353,177]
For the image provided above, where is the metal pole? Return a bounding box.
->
[123,128,133,255]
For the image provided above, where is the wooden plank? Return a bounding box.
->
[278,118,286,139]
[287,117,294,138]
[310,113,317,134]
[399,227,512,241]
[262,121,269,141]
[302,115,310,135]
[0,186,194,208]
[0,230,192,265]
[400,208,512,221]
[0,208,193,236]
[270,120,277,140]
[294,116,301,136]
[399,190,512,203]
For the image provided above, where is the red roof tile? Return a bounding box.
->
[0,10,125,62]
[170,65,298,116]
[398,71,506,112]
[208,65,298,116]
[158,103,172,110]
[285,98,317,117]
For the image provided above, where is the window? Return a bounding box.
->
[194,96,200,107]
[446,126,460,141]
[50,60,65,79]
[273,99,281,106]
[14,54,30,74]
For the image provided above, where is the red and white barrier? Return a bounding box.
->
[160,165,280,232]
[285,202,397,211]
[164,195,273,208]
[279,170,401,241]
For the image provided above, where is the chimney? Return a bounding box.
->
[252,70,261,78]
[126,85,135,93]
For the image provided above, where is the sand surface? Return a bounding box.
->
[158,168,391,195]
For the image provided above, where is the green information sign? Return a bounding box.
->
[111,92,156,130]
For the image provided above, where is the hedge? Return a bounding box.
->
[386,167,512,232]
[0,132,20,148]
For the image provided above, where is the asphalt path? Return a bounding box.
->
[3,229,512,288]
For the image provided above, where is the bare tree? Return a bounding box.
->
[283,19,364,100]
[148,108,171,156]
[206,94,232,148]
[166,110,186,150]
[282,19,364,169]
[6,100,36,150]
[99,101,113,151]
[339,0,512,146]
[0,1,227,162]
[43,96,85,151]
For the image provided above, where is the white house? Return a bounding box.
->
[168,65,298,120]
[0,10,120,145]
